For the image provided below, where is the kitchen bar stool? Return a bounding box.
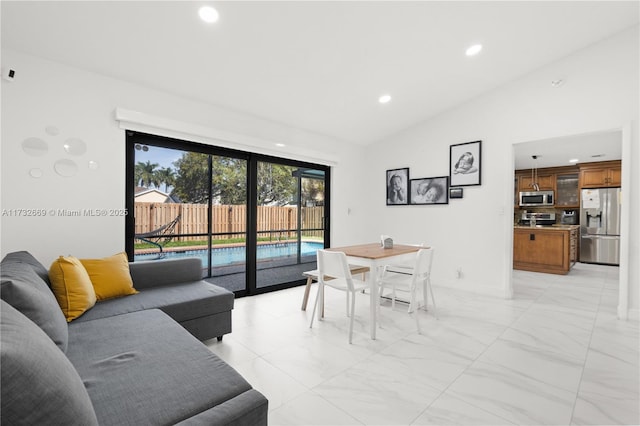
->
[301,264,370,316]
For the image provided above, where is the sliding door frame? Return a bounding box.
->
[125,131,331,297]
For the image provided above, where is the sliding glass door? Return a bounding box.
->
[128,139,249,291]
[126,131,329,296]
[207,155,248,292]
[254,162,327,289]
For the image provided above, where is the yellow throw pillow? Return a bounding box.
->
[80,252,138,301]
[49,256,97,322]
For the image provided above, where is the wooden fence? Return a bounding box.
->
[134,203,324,242]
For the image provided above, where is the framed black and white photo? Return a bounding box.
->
[450,187,464,199]
[450,140,481,187]
[410,176,449,205]
[386,168,409,205]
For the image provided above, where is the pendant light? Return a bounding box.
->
[531,155,540,191]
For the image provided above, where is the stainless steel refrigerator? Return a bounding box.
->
[580,188,621,265]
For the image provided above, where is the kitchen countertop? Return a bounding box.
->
[514,224,580,230]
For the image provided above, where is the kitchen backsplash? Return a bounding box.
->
[514,207,579,225]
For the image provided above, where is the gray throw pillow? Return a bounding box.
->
[0,261,69,352]
[1,251,52,286]
[1,301,99,426]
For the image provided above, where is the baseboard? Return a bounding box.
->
[434,278,507,299]
[619,306,639,321]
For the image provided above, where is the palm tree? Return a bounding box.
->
[156,167,176,193]
[135,161,159,188]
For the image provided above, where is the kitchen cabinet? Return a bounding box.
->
[579,161,621,188]
[513,226,579,275]
[555,173,579,207]
[518,174,554,192]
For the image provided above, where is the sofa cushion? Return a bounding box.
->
[67,309,254,426]
[128,257,203,290]
[173,389,269,426]
[0,261,69,352]
[73,281,234,324]
[0,300,99,426]
[49,256,97,321]
[80,252,138,300]
[1,250,51,286]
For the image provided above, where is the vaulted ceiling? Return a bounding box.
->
[2,1,638,149]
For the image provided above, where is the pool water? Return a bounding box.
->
[135,241,323,266]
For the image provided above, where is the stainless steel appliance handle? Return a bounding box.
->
[581,235,620,240]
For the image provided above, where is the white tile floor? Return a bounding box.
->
[206,263,639,425]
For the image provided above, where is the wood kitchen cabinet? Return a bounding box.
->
[513,226,579,275]
[518,174,555,192]
[579,160,621,188]
[514,162,620,207]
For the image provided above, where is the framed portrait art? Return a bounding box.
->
[410,176,449,205]
[386,168,409,205]
[450,140,481,187]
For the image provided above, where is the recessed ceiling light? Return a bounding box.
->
[275,143,285,147]
[199,5,219,23]
[465,44,482,56]
[569,158,579,163]
[378,94,391,104]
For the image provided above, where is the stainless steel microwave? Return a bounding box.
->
[519,190,554,207]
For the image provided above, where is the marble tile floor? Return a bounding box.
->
[206,263,639,425]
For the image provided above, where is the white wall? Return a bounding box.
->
[363,26,639,309]
[0,49,366,266]
[1,26,637,314]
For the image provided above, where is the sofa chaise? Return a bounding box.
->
[1,251,268,425]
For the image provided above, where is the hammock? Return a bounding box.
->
[135,214,181,259]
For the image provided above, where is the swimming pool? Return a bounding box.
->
[134,241,323,266]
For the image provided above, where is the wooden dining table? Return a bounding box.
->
[327,243,421,340]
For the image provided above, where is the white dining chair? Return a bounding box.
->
[381,242,426,276]
[309,250,370,344]
[378,242,425,303]
[300,264,370,316]
[379,247,437,333]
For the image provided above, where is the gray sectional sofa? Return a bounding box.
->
[0,251,268,425]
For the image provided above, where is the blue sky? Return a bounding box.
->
[135,145,183,170]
